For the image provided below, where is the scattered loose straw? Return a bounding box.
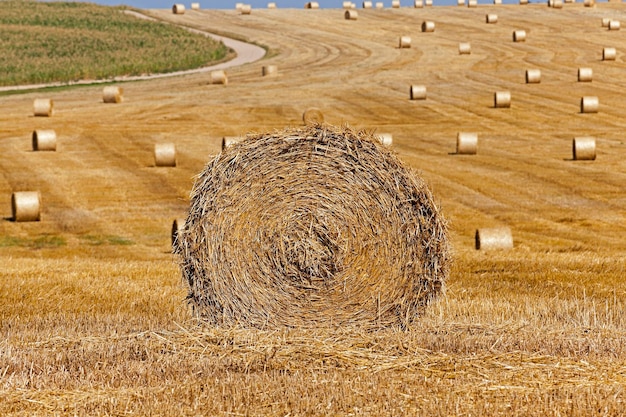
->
[178,125,450,329]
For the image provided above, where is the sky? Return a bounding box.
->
[67,0,567,10]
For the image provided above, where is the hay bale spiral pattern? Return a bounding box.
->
[178,125,449,328]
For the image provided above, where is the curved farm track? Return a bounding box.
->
[1,3,626,415]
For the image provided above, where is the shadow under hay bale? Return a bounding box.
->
[178,125,450,329]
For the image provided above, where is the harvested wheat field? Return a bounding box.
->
[1,2,626,415]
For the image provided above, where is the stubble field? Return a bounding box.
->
[1,2,625,415]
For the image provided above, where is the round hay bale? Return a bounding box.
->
[603,47,616,61]
[422,21,435,32]
[414,0,424,8]
[12,191,41,222]
[178,125,450,328]
[601,17,611,27]
[468,0,477,7]
[33,98,53,117]
[209,70,228,85]
[303,107,324,125]
[609,20,621,30]
[172,4,185,14]
[191,2,200,10]
[363,1,373,8]
[425,0,433,5]
[222,136,243,150]
[410,85,427,100]
[486,13,498,23]
[377,133,393,146]
[391,0,400,7]
[457,0,465,5]
[525,69,541,83]
[552,0,563,8]
[262,65,278,77]
[240,4,252,14]
[305,1,319,8]
[459,42,471,55]
[345,9,358,19]
[343,1,352,8]
[584,0,596,6]
[519,0,528,4]
[493,0,502,3]
[456,132,478,155]
[235,2,243,10]
[578,67,593,82]
[267,2,277,8]
[103,86,123,103]
[580,96,599,113]
[475,227,513,250]
[513,30,526,42]
[172,218,185,250]
[376,1,384,8]
[399,36,411,48]
[32,129,57,152]
[573,137,596,160]
[154,143,177,167]
[494,91,511,108]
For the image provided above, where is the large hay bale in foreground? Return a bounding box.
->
[178,125,450,328]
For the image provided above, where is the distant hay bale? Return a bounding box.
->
[494,91,511,108]
[103,86,123,103]
[493,0,502,3]
[262,65,278,76]
[11,191,41,222]
[414,0,424,7]
[172,218,185,249]
[267,2,276,8]
[513,30,526,42]
[486,13,498,23]
[580,96,599,113]
[377,133,393,146]
[178,124,450,328]
[578,67,593,82]
[343,1,352,7]
[456,132,478,155]
[459,42,471,55]
[422,21,435,32]
[475,227,513,250]
[468,0,477,7]
[154,143,177,167]
[305,1,319,8]
[584,0,595,6]
[392,0,400,8]
[376,1,384,7]
[303,107,325,125]
[551,0,563,8]
[457,0,465,5]
[425,0,433,5]
[519,0,528,4]
[410,85,427,100]
[191,2,200,10]
[573,137,596,160]
[602,17,611,27]
[222,136,242,150]
[32,130,57,152]
[363,1,373,8]
[603,47,616,61]
[399,36,411,48]
[345,9,358,19]
[609,20,620,31]
[209,70,228,85]
[172,4,185,14]
[240,4,252,14]
[235,2,243,10]
[525,69,541,83]
[33,98,53,117]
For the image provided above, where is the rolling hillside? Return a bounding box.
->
[1,3,625,415]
